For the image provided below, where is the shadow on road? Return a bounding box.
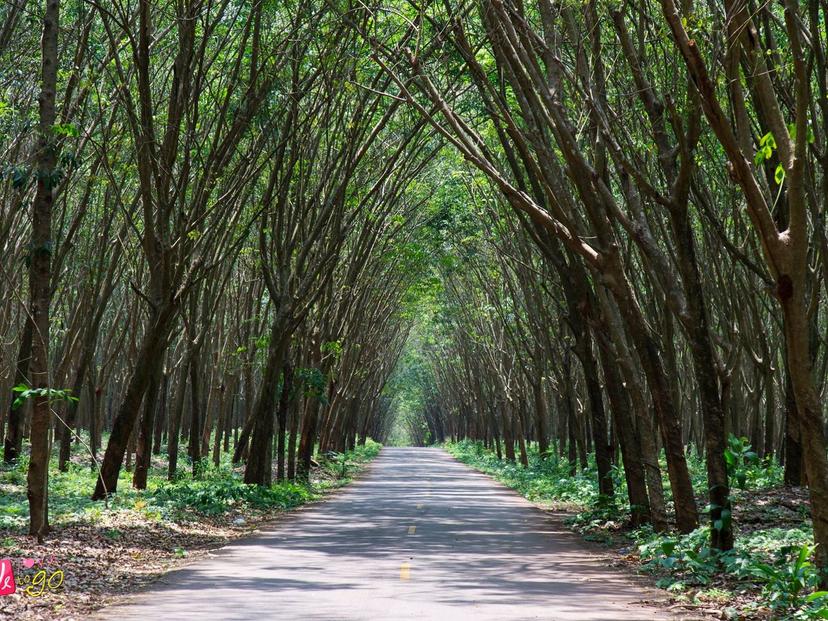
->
[99,447,673,620]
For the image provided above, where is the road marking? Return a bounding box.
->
[408,525,416,535]
[400,562,410,580]
[416,504,423,509]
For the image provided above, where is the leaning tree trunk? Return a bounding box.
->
[188,356,203,478]
[92,305,175,499]
[671,203,733,550]
[595,330,650,526]
[58,361,86,471]
[606,267,699,533]
[783,365,803,485]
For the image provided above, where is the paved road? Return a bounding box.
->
[99,447,675,620]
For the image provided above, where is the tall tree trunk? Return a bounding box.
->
[501,400,516,462]
[783,301,828,572]
[578,332,614,499]
[286,394,299,480]
[297,398,321,480]
[595,328,650,526]
[27,0,59,540]
[212,383,227,467]
[596,285,668,530]
[671,203,733,550]
[607,270,699,532]
[152,370,168,454]
[58,362,85,471]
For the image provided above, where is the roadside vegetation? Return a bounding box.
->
[0,438,381,619]
[4,0,828,618]
[446,440,820,620]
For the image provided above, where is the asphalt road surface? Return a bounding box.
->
[99,447,675,620]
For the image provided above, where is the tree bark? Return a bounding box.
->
[27,0,59,540]
[133,366,160,489]
[92,305,175,499]
[4,320,32,462]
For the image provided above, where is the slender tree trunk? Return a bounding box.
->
[763,370,776,457]
[275,363,292,482]
[188,356,203,478]
[58,362,85,471]
[27,0,59,540]
[596,285,668,530]
[670,203,733,549]
[4,310,32,462]
[287,404,299,480]
[608,270,699,532]
[531,380,549,458]
[579,334,614,499]
[297,398,321,479]
[212,384,226,467]
[501,401,516,462]
[595,329,650,526]
[152,370,168,454]
[167,359,190,480]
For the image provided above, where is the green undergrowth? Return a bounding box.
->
[445,439,819,620]
[0,437,382,531]
[444,439,603,508]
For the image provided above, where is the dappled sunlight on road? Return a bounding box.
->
[98,448,675,620]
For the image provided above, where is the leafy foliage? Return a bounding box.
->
[0,435,382,529]
[11,384,78,411]
[724,435,760,491]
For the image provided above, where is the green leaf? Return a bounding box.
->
[774,164,785,185]
[52,123,79,137]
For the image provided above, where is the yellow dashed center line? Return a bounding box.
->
[400,562,410,580]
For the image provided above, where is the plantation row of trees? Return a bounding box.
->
[0,0,437,540]
[360,0,828,576]
[5,0,828,586]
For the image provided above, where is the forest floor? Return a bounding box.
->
[445,440,815,621]
[0,439,381,620]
